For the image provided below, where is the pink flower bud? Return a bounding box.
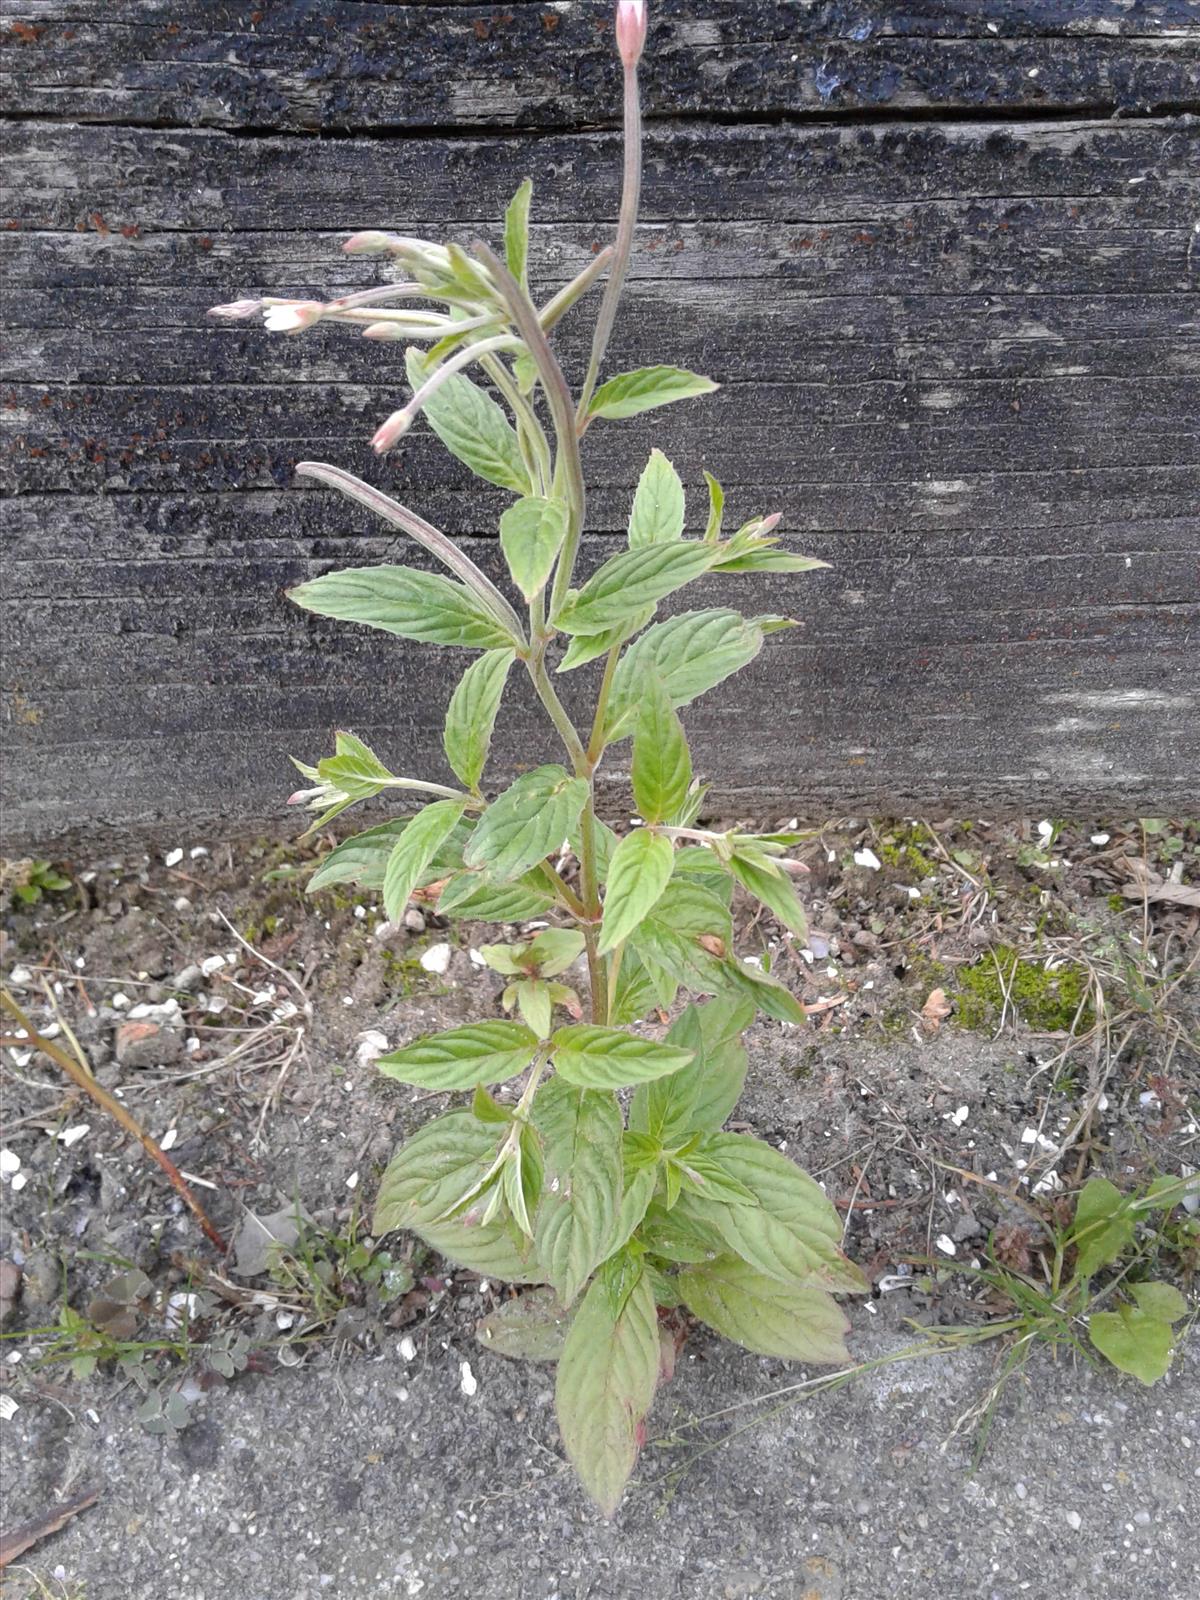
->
[615,0,646,68]
[343,230,393,255]
[207,298,262,320]
[372,409,412,453]
[361,322,406,341]
[262,301,323,334]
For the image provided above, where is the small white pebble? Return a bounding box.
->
[173,896,192,912]
[345,1171,359,1191]
[355,1030,389,1069]
[935,1234,957,1257]
[468,949,487,968]
[1090,833,1110,846]
[0,1150,20,1179]
[10,1174,26,1193]
[159,1128,178,1152]
[419,943,452,975]
[399,1336,416,1363]
[1020,1127,1039,1145]
[56,1124,90,1148]
[0,1395,19,1421]
[111,992,131,1010]
[1065,1510,1082,1531]
[200,954,226,976]
[164,848,184,867]
[353,905,366,921]
[1037,820,1054,841]
[8,966,32,986]
[905,886,921,900]
[459,1360,478,1397]
[276,1310,295,1331]
[341,995,355,1008]
[853,847,881,871]
[190,846,209,860]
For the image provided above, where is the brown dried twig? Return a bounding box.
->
[0,989,227,1253]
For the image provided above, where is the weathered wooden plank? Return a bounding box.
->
[3,2,1198,132]
[2,7,1198,840]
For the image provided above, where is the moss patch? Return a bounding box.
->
[954,946,1094,1034]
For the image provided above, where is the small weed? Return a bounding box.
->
[2,858,72,908]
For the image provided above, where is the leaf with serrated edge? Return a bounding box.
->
[477,1286,572,1362]
[607,610,767,738]
[729,851,809,943]
[443,649,514,791]
[678,1256,851,1363]
[554,1269,660,1516]
[377,1021,538,1091]
[532,1079,623,1306]
[551,1025,693,1090]
[628,450,685,547]
[382,798,467,921]
[504,177,533,288]
[633,674,692,826]
[373,1111,506,1233]
[557,543,718,636]
[693,1134,867,1293]
[588,365,718,422]
[405,348,530,494]
[632,996,753,1146]
[437,869,556,920]
[416,1215,544,1284]
[464,766,589,883]
[556,607,656,673]
[599,831,675,955]
[500,496,569,603]
[289,565,517,650]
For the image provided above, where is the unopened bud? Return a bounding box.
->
[372,409,413,453]
[343,230,394,255]
[262,301,324,334]
[207,298,262,321]
[362,321,406,341]
[615,0,647,68]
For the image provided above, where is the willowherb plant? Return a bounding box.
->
[211,0,864,1514]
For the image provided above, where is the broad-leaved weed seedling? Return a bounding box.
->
[211,0,866,1514]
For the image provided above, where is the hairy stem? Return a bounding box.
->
[576,62,643,422]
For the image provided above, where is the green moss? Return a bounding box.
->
[954,946,1094,1035]
[877,823,938,879]
[1107,893,1127,913]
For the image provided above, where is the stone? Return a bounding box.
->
[115,1020,184,1069]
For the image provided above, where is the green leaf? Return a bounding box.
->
[377,1021,539,1091]
[373,1111,506,1232]
[728,850,809,944]
[317,730,392,799]
[464,766,589,883]
[588,365,718,422]
[1072,1177,1135,1280]
[678,1256,851,1363]
[500,496,569,603]
[599,830,675,955]
[405,348,531,495]
[610,950,666,1026]
[556,609,654,673]
[609,1163,658,1256]
[289,565,517,650]
[382,798,468,921]
[718,954,808,1026]
[633,674,692,826]
[555,1269,660,1517]
[1089,1304,1177,1386]
[551,1025,694,1091]
[443,649,514,791]
[702,471,725,542]
[693,1134,868,1294]
[630,997,753,1145]
[504,977,554,1039]
[308,813,472,897]
[557,544,718,636]
[436,868,557,921]
[607,610,768,738]
[417,1214,544,1284]
[628,449,685,547]
[637,1192,728,1263]
[714,548,829,574]
[477,1286,573,1362]
[525,927,587,976]
[504,177,533,289]
[532,1078,624,1306]
[1129,1281,1188,1322]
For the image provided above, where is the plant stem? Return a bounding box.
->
[0,990,227,1253]
[576,61,642,422]
[525,642,587,774]
[587,643,623,766]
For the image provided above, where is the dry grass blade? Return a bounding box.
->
[0,1486,100,1569]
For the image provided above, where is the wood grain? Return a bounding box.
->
[2,2,1198,838]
